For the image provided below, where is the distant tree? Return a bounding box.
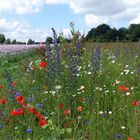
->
[95,24,111,36]
[107,28,119,42]
[118,27,128,41]
[86,28,95,41]
[27,39,35,45]
[12,39,17,44]
[86,24,112,42]
[0,33,5,44]
[129,24,140,42]
[46,37,53,44]
[5,38,11,44]
[86,23,140,42]
[16,41,19,44]
[65,37,71,43]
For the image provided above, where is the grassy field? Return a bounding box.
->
[0,42,140,140]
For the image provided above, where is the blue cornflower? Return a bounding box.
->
[116,134,121,139]
[28,97,34,102]
[26,128,32,133]
[15,92,20,96]
[37,103,44,108]
[85,121,91,125]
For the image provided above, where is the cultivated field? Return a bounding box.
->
[0,45,39,56]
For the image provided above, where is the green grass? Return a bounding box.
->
[0,43,140,140]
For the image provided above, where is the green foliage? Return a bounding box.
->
[12,39,17,44]
[0,33,5,44]
[46,36,53,44]
[27,38,35,44]
[5,38,11,44]
[129,24,140,42]
[86,23,140,42]
[118,27,128,41]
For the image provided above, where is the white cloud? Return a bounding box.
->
[85,14,108,27]
[45,0,139,15]
[61,29,71,37]
[0,0,140,19]
[0,18,73,42]
[0,0,44,14]
[45,0,140,27]
[0,17,51,42]
[129,13,140,24]
[0,18,30,32]
[45,0,67,4]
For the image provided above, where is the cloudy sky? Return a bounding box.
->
[0,0,140,42]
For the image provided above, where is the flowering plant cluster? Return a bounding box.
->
[0,28,140,140]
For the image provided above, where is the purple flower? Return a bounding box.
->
[137,69,140,73]
[1,112,6,117]
[90,47,101,75]
[0,124,3,129]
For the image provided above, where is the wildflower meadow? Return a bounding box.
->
[0,28,140,140]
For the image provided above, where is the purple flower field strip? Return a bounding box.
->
[0,45,39,56]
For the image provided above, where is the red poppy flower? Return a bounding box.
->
[39,115,45,120]
[133,100,139,107]
[10,108,24,116]
[63,110,71,115]
[128,137,133,140]
[34,111,41,118]
[63,123,68,128]
[13,82,17,86]
[16,95,24,103]
[0,99,8,105]
[38,119,47,126]
[77,106,84,111]
[59,103,63,109]
[0,84,3,89]
[22,102,27,107]
[118,85,129,92]
[40,61,47,67]
[26,107,36,114]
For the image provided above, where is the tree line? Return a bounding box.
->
[0,35,27,44]
[86,23,140,42]
[0,23,140,44]
[0,35,37,45]
[0,34,70,45]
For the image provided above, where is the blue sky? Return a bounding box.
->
[0,0,139,42]
[24,4,86,29]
